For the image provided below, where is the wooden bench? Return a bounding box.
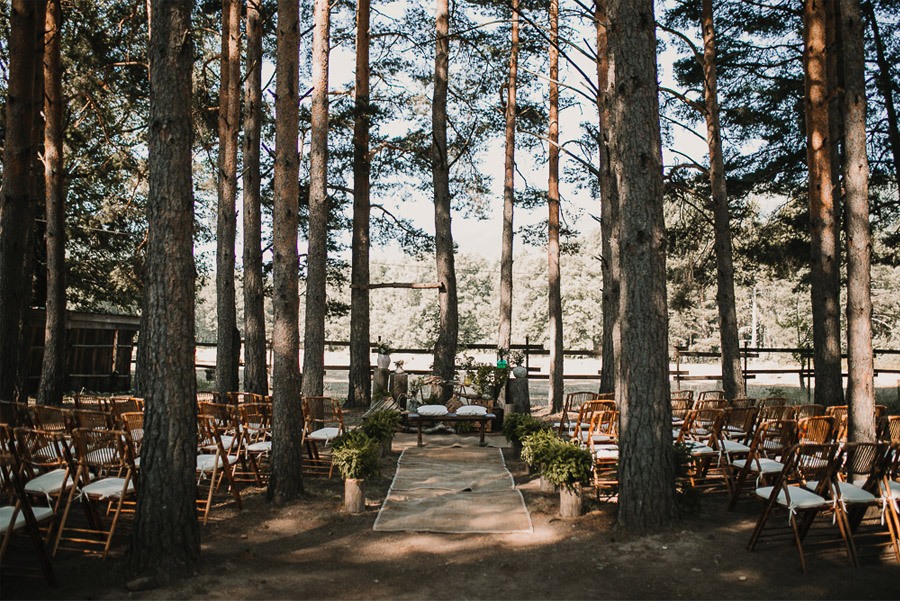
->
[405,412,496,447]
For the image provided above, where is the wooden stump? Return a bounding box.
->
[344,478,366,514]
[390,372,408,401]
[373,368,390,401]
[506,377,531,414]
[559,484,582,518]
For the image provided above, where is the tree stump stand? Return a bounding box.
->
[373,368,390,401]
[344,478,366,514]
[506,377,531,414]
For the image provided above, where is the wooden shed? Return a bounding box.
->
[24,309,140,394]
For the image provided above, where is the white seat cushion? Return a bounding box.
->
[196,453,238,472]
[594,445,619,461]
[0,505,54,532]
[24,468,70,496]
[720,439,751,454]
[756,485,829,510]
[308,427,341,441]
[806,480,877,504]
[417,404,449,417]
[82,477,134,500]
[732,457,784,474]
[246,440,272,453]
[455,405,487,416]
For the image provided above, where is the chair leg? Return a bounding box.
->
[789,514,808,574]
[52,467,83,556]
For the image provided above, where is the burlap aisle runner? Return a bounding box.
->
[373,443,533,534]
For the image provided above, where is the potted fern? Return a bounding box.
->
[521,429,561,492]
[331,430,381,514]
[502,413,547,460]
[362,408,402,456]
[542,439,593,518]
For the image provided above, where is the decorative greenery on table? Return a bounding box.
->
[465,359,510,399]
[541,439,593,491]
[373,340,392,355]
[331,430,381,480]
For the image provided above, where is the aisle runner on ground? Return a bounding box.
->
[373,443,533,534]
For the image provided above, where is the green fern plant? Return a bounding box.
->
[520,429,560,469]
[331,430,381,480]
[541,440,593,491]
[361,409,402,442]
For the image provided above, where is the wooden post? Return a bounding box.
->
[372,367,389,402]
[390,371,408,400]
[506,377,530,414]
[344,478,366,514]
[559,484,582,518]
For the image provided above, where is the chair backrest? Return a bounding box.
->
[121,412,145,460]
[239,403,271,443]
[780,443,841,495]
[729,398,758,409]
[71,408,114,432]
[670,390,693,402]
[748,419,797,459]
[693,398,728,410]
[698,390,725,401]
[722,406,759,442]
[839,442,887,488]
[570,400,615,438]
[758,396,788,407]
[671,399,692,421]
[74,393,110,412]
[111,397,144,424]
[587,410,619,452]
[197,414,230,459]
[301,397,344,435]
[793,404,825,419]
[32,405,71,434]
[72,428,130,474]
[886,416,900,444]
[676,409,725,447]
[825,405,849,441]
[797,415,834,444]
[13,427,69,477]
[196,391,219,403]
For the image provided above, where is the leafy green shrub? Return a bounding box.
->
[502,413,548,446]
[521,429,560,468]
[331,430,381,480]
[541,439,593,491]
[361,409,402,442]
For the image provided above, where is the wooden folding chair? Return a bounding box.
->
[721,405,759,446]
[826,405,849,442]
[196,415,242,525]
[120,412,144,474]
[110,398,143,427]
[728,419,797,510]
[70,409,115,432]
[54,428,135,559]
[698,390,725,401]
[675,408,727,491]
[794,404,825,419]
[555,392,599,437]
[570,400,615,443]
[200,402,259,485]
[587,410,619,496]
[0,426,57,586]
[748,443,847,573]
[238,402,271,481]
[12,427,75,534]
[302,397,345,478]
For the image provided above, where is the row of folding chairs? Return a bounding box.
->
[747,441,900,572]
[196,391,271,404]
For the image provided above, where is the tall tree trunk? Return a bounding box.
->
[127,0,200,577]
[302,0,331,400]
[841,0,875,442]
[431,0,458,396]
[38,0,66,407]
[215,0,241,398]
[701,0,743,401]
[803,0,844,407]
[862,1,900,202]
[242,0,267,396]
[606,0,677,531]
[0,0,40,410]
[547,0,564,414]
[596,0,617,396]
[348,0,372,407]
[268,0,305,503]
[497,0,519,355]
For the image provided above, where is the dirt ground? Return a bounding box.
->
[3,430,899,601]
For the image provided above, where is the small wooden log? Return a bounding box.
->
[390,372,408,401]
[344,478,366,514]
[372,368,390,401]
[559,484,582,518]
[506,377,531,414]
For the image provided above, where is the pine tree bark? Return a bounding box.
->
[803,0,844,407]
[840,0,875,442]
[301,0,331,400]
[431,0,459,395]
[348,0,372,407]
[126,0,200,577]
[215,0,241,398]
[862,1,900,202]
[0,0,41,409]
[701,0,743,401]
[38,0,66,407]
[268,0,305,503]
[606,0,677,530]
[547,0,564,414]
[242,0,268,396]
[497,0,519,355]
[596,0,617,396]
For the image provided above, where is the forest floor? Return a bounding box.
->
[3,426,899,600]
